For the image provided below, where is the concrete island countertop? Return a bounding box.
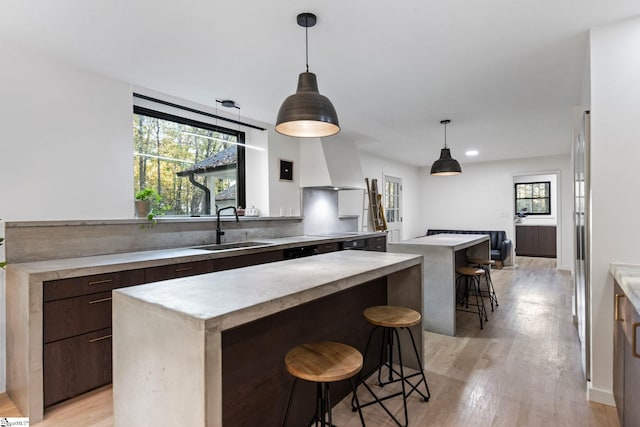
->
[114,250,423,330]
[8,232,384,281]
[611,263,640,311]
[390,233,489,251]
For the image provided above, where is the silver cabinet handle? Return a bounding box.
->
[88,279,113,286]
[89,334,112,343]
[88,297,112,305]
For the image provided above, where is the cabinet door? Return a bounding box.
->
[44,269,145,302]
[317,242,340,254]
[366,236,387,252]
[614,284,626,424]
[144,259,215,283]
[43,291,112,343]
[213,250,284,272]
[515,226,538,256]
[43,328,112,407]
[624,301,640,427]
[537,226,557,257]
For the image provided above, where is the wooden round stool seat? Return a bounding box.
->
[467,257,496,266]
[284,341,363,383]
[364,305,421,328]
[456,266,484,276]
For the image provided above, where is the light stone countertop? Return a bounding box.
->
[611,263,640,312]
[389,233,489,251]
[114,250,422,330]
[8,232,383,282]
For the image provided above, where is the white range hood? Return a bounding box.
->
[299,138,364,189]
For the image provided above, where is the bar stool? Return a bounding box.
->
[455,266,488,329]
[467,257,499,311]
[283,341,366,427]
[352,306,430,427]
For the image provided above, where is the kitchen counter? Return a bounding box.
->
[388,233,490,335]
[611,263,640,310]
[113,251,423,426]
[8,232,383,280]
[5,232,384,422]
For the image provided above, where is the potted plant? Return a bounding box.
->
[135,188,161,223]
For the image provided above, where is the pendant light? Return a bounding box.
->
[430,119,462,176]
[275,12,340,138]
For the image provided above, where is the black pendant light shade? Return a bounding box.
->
[430,119,462,176]
[275,12,340,138]
[275,71,340,137]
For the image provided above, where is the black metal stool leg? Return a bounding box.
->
[405,327,431,402]
[353,324,431,427]
[283,378,298,427]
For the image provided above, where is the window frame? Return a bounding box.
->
[133,105,246,214]
[514,181,551,216]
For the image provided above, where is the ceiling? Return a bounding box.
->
[2,1,639,167]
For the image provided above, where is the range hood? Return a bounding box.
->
[299,138,364,189]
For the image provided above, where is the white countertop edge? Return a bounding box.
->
[611,263,640,311]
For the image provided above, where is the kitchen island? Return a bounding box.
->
[112,250,423,426]
[388,233,490,336]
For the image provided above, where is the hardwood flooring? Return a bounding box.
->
[1,257,619,426]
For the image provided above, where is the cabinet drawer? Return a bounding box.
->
[43,291,112,344]
[44,269,144,302]
[317,242,340,254]
[214,251,284,272]
[366,236,386,252]
[43,328,112,408]
[145,259,214,283]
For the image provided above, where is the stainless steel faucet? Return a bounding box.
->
[216,206,239,244]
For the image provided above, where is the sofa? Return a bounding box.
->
[426,229,512,267]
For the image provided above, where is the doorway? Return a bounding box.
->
[384,175,402,243]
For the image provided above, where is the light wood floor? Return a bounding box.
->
[1,257,619,426]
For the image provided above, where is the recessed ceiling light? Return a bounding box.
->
[466,150,479,156]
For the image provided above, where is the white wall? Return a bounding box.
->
[419,154,573,270]
[588,16,640,405]
[354,152,424,240]
[0,42,133,222]
[267,131,300,217]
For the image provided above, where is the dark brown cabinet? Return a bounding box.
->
[213,250,284,271]
[316,242,340,254]
[366,235,387,252]
[613,281,640,427]
[515,225,556,257]
[42,269,144,407]
[144,259,214,282]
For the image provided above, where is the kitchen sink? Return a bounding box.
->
[195,241,269,251]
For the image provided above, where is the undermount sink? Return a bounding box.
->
[195,241,269,251]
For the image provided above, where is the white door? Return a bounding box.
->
[384,175,402,242]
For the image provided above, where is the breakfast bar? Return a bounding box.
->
[112,250,423,426]
[388,233,490,336]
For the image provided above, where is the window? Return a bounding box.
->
[515,181,551,215]
[133,106,245,216]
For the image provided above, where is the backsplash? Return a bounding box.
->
[302,188,358,235]
[5,217,303,263]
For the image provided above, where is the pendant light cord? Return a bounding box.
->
[443,122,448,149]
[305,16,309,72]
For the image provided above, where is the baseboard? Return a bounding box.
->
[587,383,616,406]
